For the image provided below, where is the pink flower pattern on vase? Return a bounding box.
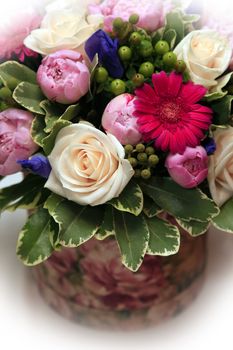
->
[33,229,207,330]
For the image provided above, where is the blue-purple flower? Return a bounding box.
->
[202,137,216,155]
[85,29,124,78]
[18,155,51,178]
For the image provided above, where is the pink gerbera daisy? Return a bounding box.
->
[133,71,213,154]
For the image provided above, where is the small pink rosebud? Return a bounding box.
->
[101,93,142,145]
[0,108,38,176]
[165,146,208,188]
[37,50,90,104]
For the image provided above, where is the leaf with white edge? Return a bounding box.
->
[95,205,115,240]
[176,218,210,237]
[140,177,219,222]
[13,82,45,115]
[163,29,177,49]
[0,60,37,89]
[212,95,233,125]
[205,73,232,102]
[42,119,71,155]
[212,198,233,233]
[108,181,143,216]
[41,100,81,133]
[31,115,47,146]
[17,207,55,266]
[145,215,180,256]
[165,11,184,46]
[45,195,104,247]
[0,175,45,212]
[143,195,162,218]
[113,210,149,272]
[182,14,200,23]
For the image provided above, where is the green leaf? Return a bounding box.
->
[182,14,200,24]
[212,197,233,233]
[16,207,55,265]
[95,205,115,240]
[145,215,180,256]
[113,210,149,272]
[205,73,232,102]
[13,82,45,115]
[163,29,177,49]
[140,177,219,222]
[143,195,162,218]
[212,95,233,125]
[176,218,210,237]
[31,115,47,146]
[108,181,143,216]
[42,119,71,155]
[0,61,37,90]
[41,100,81,133]
[44,194,104,247]
[165,11,184,46]
[0,175,45,212]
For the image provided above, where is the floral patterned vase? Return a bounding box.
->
[33,232,207,330]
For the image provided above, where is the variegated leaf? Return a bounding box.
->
[143,195,162,218]
[13,82,45,115]
[0,60,37,90]
[145,215,180,256]
[108,181,143,216]
[16,207,55,265]
[95,205,115,240]
[212,198,233,233]
[176,218,210,237]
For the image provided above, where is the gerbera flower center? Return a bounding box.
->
[159,99,183,124]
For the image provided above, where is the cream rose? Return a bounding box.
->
[208,127,233,207]
[45,122,134,206]
[24,0,103,56]
[174,30,232,89]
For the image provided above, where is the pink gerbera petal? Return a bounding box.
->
[133,71,213,154]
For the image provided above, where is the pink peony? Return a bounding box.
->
[134,71,213,154]
[37,50,90,104]
[88,0,172,32]
[102,93,142,145]
[0,9,41,62]
[165,146,208,188]
[0,108,38,176]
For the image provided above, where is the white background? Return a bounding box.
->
[1,1,233,349]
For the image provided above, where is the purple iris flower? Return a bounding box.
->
[85,29,124,78]
[18,155,51,178]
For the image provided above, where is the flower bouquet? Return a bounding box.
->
[1,0,233,329]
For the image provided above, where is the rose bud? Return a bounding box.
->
[37,50,90,104]
[101,93,142,145]
[165,146,208,188]
[0,108,38,176]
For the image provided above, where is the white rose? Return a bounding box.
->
[208,127,233,207]
[174,30,232,89]
[45,122,134,206]
[24,1,103,56]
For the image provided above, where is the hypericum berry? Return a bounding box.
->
[139,62,154,78]
[175,60,186,73]
[138,40,153,57]
[163,51,177,67]
[148,154,159,166]
[145,146,155,155]
[124,144,134,154]
[154,40,170,55]
[129,32,142,46]
[141,169,151,179]
[132,73,144,87]
[129,14,139,25]
[110,79,126,95]
[0,87,12,99]
[113,17,124,31]
[134,169,141,178]
[95,67,109,83]
[128,157,138,168]
[118,46,132,61]
[136,143,146,153]
[137,152,147,162]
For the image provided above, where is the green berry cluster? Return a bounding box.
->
[124,143,159,180]
[93,15,187,97]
